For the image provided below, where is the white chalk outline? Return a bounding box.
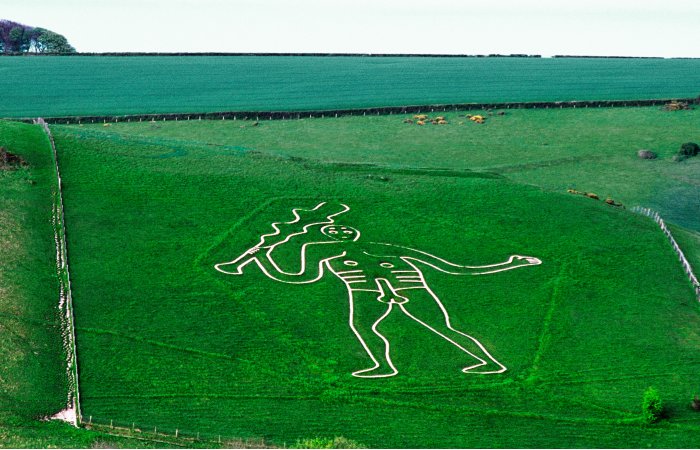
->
[215,202,352,283]
[215,202,542,378]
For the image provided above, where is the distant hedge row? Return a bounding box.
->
[22,97,697,125]
[2,53,689,59]
[2,52,545,58]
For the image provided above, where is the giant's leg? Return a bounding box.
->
[347,290,398,378]
[397,287,507,374]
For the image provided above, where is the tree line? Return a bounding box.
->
[1,19,76,54]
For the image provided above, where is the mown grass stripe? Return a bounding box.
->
[76,327,236,361]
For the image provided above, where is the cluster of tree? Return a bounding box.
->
[0,20,75,54]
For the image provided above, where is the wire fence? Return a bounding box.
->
[632,206,700,300]
[14,97,695,125]
[83,416,275,448]
[36,118,82,426]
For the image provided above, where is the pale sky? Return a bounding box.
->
[2,0,699,57]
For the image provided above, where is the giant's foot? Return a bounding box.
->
[352,366,398,378]
[461,360,506,375]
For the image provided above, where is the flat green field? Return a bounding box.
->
[45,105,700,447]
[1,56,699,117]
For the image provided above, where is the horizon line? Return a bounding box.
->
[2,52,698,59]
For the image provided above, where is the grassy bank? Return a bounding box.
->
[0,121,197,449]
[0,121,66,424]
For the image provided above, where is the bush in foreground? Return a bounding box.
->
[642,387,663,424]
[294,436,366,449]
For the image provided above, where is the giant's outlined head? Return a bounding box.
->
[321,225,361,242]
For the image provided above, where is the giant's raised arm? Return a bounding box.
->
[214,201,351,283]
[366,243,541,275]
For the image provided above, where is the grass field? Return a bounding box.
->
[0,121,67,424]
[0,121,229,448]
[81,106,700,233]
[0,122,120,448]
[39,105,700,447]
[1,56,699,118]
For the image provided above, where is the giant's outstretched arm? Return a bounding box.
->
[215,245,341,284]
[365,243,541,275]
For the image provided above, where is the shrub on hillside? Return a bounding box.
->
[293,436,366,449]
[673,142,699,162]
[691,394,700,411]
[637,149,657,160]
[642,387,663,424]
[663,101,692,111]
[90,441,120,449]
[0,147,27,169]
[680,142,699,157]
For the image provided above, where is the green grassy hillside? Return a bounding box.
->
[0,121,209,449]
[0,56,699,118]
[47,106,700,447]
[0,121,67,424]
[82,106,700,232]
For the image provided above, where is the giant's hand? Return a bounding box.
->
[511,255,542,266]
[214,246,261,275]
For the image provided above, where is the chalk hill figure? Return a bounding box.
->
[215,202,542,378]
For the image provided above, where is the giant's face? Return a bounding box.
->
[321,225,360,241]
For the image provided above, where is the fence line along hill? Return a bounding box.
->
[13,97,698,125]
